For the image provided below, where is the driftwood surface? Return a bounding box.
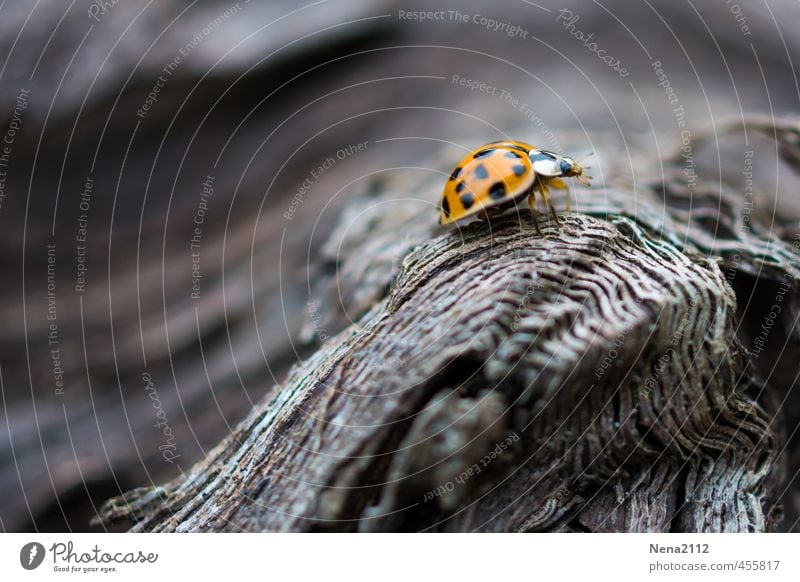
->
[100,119,800,532]
[2,0,800,532]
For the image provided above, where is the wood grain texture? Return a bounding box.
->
[99,182,783,531]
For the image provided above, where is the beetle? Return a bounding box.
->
[439,141,591,234]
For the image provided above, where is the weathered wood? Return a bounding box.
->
[99,116,800,530]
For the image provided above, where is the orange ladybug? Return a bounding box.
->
[439,141,591,234]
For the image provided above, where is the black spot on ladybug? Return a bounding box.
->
[474,164,488,179]
[460,193,474,209]
[455,181,466,193]
[449,166,462,181]
[442,196,451,217]
[512,164,526,176]
[489,182,506,200]
[504,150,522,159]
[473,149,495,159]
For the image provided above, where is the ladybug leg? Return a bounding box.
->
[546,177,571,212]
[538,182,563,228]
[527,191,543,236]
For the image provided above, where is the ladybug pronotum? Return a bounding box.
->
[439,140,591,234]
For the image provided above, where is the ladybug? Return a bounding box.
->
[439,140,591,234]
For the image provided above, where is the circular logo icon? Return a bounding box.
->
[20,542,46,570]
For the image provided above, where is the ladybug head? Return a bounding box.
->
[558,157,575,174]
[559,156,592,186]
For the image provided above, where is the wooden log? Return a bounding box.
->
[99,119,800,530]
